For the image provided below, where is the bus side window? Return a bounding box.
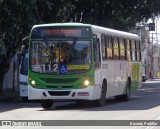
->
[131,39,136,61]
[113,37,119,60]
[93,37,101,68]
[135,41,138,61]
[106,36,113,60]
[119,38,125,60]
[101,34,107,60]
[126,39,131,61]
[136,41,141,61]
[139,41,141,61]
[124,39,127,60]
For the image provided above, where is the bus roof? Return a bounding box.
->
[32,23,139,39]
[91,25,139,39]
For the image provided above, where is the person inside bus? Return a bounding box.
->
[60,44,71,64]
[83,46,91,64]
[47,46,56,64]
[60,53,68,64]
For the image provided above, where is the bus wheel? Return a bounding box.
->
[22,97,28,102]
[122,80,131,101]
[40,100,53,109]
[94,82,107,107]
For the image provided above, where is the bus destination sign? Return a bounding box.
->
[31,27,91,39]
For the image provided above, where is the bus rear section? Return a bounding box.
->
[19,52,28,100]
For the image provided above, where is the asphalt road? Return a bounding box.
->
[0,80,160,129]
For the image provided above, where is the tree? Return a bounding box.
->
[0,0,38,92]
[1,0,160,92]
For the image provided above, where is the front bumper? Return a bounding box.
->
[28,85,100,100]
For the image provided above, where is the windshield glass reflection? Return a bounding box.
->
[30,40,91,74]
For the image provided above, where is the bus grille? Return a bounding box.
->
[46,86,75,89]
[48,91,71,96]
[40,78,79,83]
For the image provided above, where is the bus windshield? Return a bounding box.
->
[30,40,92,74]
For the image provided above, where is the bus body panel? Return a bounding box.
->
[19,52,28,98]
[19,74,28,97]
[93,32,131,98]
[92,27,141,97]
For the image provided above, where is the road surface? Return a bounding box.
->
[0,80,160,129]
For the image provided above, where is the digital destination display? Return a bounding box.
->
[44,29,78,35]
[31,27,91,39]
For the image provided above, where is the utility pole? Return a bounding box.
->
[149,16,159,78]
[152,33,154,78]
[155,18,159,77]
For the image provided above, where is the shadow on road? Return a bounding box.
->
[39,83,160,111]
[0,100,40,113]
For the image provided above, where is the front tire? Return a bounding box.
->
[22,97,28,102]
[40,100,53,109]
[94,82,107,107]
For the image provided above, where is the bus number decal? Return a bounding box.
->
[41,63,58,72]
[53,64,58,71]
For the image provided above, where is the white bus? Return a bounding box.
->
[19,51,28,100]
[28,23,142,109]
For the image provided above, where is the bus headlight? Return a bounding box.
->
[29,78,40,88]
[84,79,90,86]
[82,79,90,88]
[31,80,36,85]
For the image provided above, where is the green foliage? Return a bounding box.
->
[1,0,160,91]
[1,0,160,57]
